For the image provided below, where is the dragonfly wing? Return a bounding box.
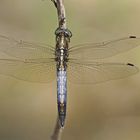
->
[69,36,140,60]
[0,35,54,59]
[0,59,56,83]
[67,60,139,84]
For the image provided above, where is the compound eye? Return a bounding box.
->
[64,29,72,38]
[55,28,62,36]
[55,28,72,38]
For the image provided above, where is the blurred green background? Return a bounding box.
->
[0,0,140,140]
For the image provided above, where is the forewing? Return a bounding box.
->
[0,59,56,83]
[0,35,54,59]
[69,36,140,60]
[67,60,139,84]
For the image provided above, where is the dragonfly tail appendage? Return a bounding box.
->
[58,102,66,127]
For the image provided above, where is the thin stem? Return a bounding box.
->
[51,116,63,140]
[51,1,66,140]
[51,0,67,29]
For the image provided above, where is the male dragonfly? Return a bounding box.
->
[0,28,139,127]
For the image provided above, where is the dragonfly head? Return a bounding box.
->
[55,28,72,39]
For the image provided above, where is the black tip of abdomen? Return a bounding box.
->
[59,115,65,127]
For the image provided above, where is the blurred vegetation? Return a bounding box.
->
[0,0,140,140]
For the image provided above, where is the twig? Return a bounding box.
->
[51,116,63,140]
[51,0,67,29]
[50,0,66,140]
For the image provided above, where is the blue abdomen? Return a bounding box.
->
[57,70,67,127]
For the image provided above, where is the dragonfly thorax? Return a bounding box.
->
[55,38,69,70]
[55,28,71,70]
[55,47,68,70]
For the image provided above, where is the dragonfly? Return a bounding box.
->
[0,28,139,127]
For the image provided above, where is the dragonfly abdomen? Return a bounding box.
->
[57,70,67,127]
